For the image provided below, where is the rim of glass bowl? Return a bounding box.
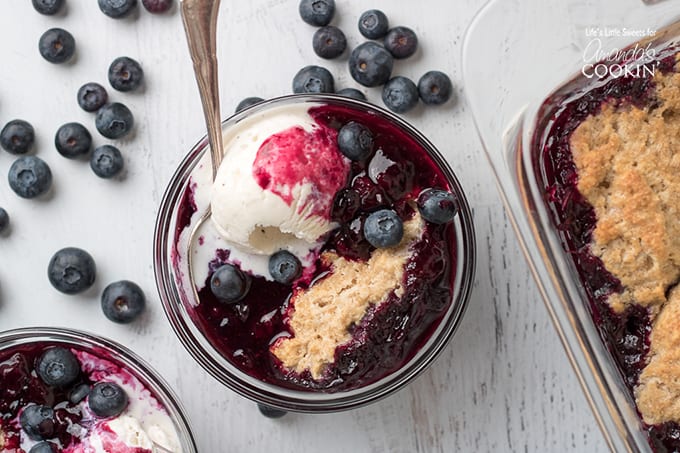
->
[153,93,476,413]
[0,326,198,453]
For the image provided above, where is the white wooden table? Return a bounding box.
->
[0,1,607,451]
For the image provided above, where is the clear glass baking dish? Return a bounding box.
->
[463,0,680,452]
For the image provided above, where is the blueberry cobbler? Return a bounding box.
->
[0,341,182,452]
[172,100,463,392]
[535,47,680,450]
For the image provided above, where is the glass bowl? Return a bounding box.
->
[463,0,680,451]
[153,93,476,413]
[0,327,197,452]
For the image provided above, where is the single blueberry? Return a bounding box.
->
[37,346,81,388]
[384,26,418,59]
[312,26,346,59]
[95,103,134,139]
[363,209,403,248]
[210,264,250,303]
[91,145,124,179]
[89,382,128,418]
[348,42,393,87]
[268,250,302,285]
[336,88,366,101]
[141,0,172,13]
[38,28,75,64]
[1,119,35,155]
[108,56,144,92]
[358,10,389,39]
[337,121,374,161]
[257,403,287,419]
[101,280,146,323]
[69,383,91,404]
[418,71,453,105]
[235,97,264,113]
[292,65,334,94]
[77,83,108,112]
[382,76,419,113]
[29,442,58,453]
[20,405,55,441]
[55,122,92,158]
[47,247,96,295]
[0,208,8,234]
[8,156,52,199]
[298,0,334,26]
[32,0,64,15]
[417,188,458,224]
[98,0,137,18]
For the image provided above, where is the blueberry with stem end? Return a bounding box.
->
[268,250,302,284]
[55,122,92,158]
[20,405,55,441]
[98,0,137,18]
[101,280,146,323]
[210,264,250,303]
[292,65,334,94]
[8,156,52,199]
[363,209,403,248]
[358,9,389,39]
[32,0,64,15]
[37,346,81,388]
[142,0,172,13]
[418,71,453,105]
[77,83,108,112]
[382,76,419,113]
[298,0,334,26]
[312,26,346,59]
[384,26,418,59]
[348,42,393,87]
[337,121,374,161]
[38,28,75,64]
[91,145,124,179]
[1,119,35,155]
[47,247,96,294]
[417,188,458,224]
[89,382,128,418]
[95,103,134,139]
[108,57,144,92]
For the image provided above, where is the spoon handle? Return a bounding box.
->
[180,0,223,179]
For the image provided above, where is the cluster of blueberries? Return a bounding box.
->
[32,0,173,17]
[19,346,129,453]
[0,1,152,325]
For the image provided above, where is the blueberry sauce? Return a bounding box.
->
[533,53,679,451]
[176,103,458,392]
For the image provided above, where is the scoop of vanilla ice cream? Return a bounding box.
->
[210,103,349,255]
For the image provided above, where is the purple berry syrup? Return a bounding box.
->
[174,103,458,392]
[533,53,678,451]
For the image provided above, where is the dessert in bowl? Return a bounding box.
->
[0,327,196,452]
[154,94,475,411]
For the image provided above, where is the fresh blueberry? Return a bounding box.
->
[358,9,389,39]
[210,264,250,303]
[101,280,146,323]
[77,83,108,112]
[8,156,52,199]
[69,383,91,404]
[47,247,96,295]
[55,122,92,158]
[268,250,301,285]
[108,56,144,92]
[37,346,81,388]
[418,71,453,105]
[89,382,128,418]
[29,442,58,453]
[312,26,346,59]
[95,103,134,139]
[0,208,8,234]
[38,28,75,64]
[363,209,403,248]
[20,405,55,441]
[257,403,287,419]
[292,65,334,94]
[1,119,35,155]
[32,0,64,15]
[337,121,374,161]
[336,88,366,101]
[382,76,418,113]
[298,0,334,26]
[235,97,264,113]
[98,0,137,18]
[141,0,172,13]
[417,188,458,224]
[384,26,418,59]
[90,145,124,179]
[348,42,393,87]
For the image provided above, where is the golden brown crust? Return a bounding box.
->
[270,213,424,379]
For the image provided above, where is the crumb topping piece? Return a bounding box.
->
[271,212,424,379]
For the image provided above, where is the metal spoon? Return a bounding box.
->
[180,0,223,296]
